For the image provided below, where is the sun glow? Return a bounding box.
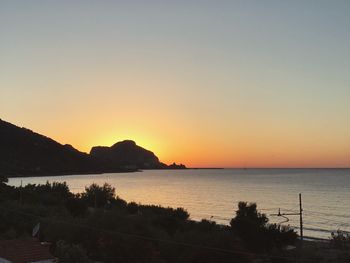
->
[1,1,350,168]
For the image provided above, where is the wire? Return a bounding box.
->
[303,211,350,227]
[304,210,350,220]
[191,210,350,238]
[0,205,314,262]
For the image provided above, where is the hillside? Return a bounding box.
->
[0,119,185,177]
[0,119,105,176]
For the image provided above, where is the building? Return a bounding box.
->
[0,238,57,263]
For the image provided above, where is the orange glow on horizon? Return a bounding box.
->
[2,1,350,169]
[7,114,349,169]
[68,132,350,169]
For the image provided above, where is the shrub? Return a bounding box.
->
[20,181,72,205]
[112,196,127,208]
[230,201,297,252]
[331,230,350,249]
[173,207,190,221]
[82,183,115,208]
[55,240,91,263]
[65,195,88,217]
[0,174,8,184]
[127,202,139,214]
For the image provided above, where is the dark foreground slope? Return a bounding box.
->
[0,182,251,263]
[0,119,104,176]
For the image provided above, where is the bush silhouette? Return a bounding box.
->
[83,183,115,208]
[230,201,296,252]
[55,240,91,263]
[0,174,8,184]
[331,230,350,249]
[65,195,88,217]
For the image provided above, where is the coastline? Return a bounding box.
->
[6,167,350,179]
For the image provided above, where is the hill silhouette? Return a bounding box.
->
[0,119,107,176]
[0,119,186,177]
[91,140,167,169]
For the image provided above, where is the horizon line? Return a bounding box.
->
[187,167,350,169]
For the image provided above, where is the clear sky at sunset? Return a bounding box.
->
[1,1,349,168]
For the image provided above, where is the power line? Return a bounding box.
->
[303,212,350,228]
[7,182,350,240]
[304,210,350,220]
[183,210,350,239]
[270,194,304,242]
[0,205,315,262]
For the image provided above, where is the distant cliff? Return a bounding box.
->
[90,140,166,169]
[0,119,186,177]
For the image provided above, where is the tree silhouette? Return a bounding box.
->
[230,202,268,229]
[230,201,296,252]
[0,175,8,184]
[83,183,115,208]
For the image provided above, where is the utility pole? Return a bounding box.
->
[271,193,304,243]
[271,194,303,262]
[19,180,23,205]
[299,193,303,242]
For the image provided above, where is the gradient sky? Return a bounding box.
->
[1,1,350,168]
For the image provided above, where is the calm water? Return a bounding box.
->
[8,169,350,239]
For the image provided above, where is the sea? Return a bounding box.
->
[7,168,350,240]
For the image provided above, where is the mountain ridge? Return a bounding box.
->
[0,119,186,177]
[90,140,167,169]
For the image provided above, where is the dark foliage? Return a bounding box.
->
[0,182,300,263]
[230,202,297,252]
[20,181,71,206]
[330,230,350,250]
[0,174,8,184]
[55,240,91,263]
[65,195,88,217]
[126,201,139,214]
[82,183,115,208]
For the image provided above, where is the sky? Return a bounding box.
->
[1,1,350,168]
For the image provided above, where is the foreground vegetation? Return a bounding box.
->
[0,179,347,262]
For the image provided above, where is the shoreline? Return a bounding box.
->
[6,167,350,179]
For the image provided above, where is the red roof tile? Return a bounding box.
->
[0,238,56,263]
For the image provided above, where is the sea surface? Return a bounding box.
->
[8,169,350,240]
